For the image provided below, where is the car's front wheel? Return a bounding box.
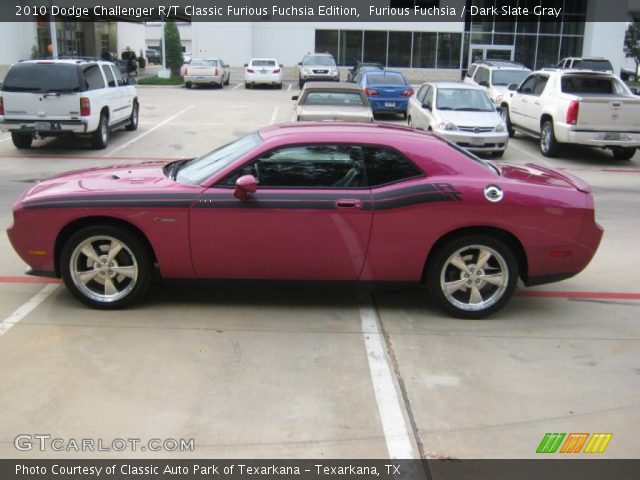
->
[11,132,33,149]
[427,235,518,318]
[61,226,152,309]
[501,105,515,138]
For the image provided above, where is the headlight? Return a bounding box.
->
[438,121,457,131]
[495,122,507,132]
[302,69,312,75]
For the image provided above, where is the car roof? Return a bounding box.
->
[427,82,484,90]
[19,58,110,65]
[249,58,278,62]
[364,70,405,77]
[305,52,334,57]
[259,122,439,142]
[302,82,365,92]
[475,60,529,69]
[536,68,612,76]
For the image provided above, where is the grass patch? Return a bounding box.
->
[137,75,184,86]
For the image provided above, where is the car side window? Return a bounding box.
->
[82,64,105,90]
[416,85,428,102]
[363,147,424,187]
[112,66,126,87]
[220,145,367,188]
[424,87,434,107]
[475,67,490,85]
[532,75,549,96]
[466,65,478,78]
[518,75,537,94]
[101,65,116,88]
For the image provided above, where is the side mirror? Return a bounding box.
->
[297,61,302,66]
[478,80,489,87]
[127,77,137,86]
[291,95,299,101]
[234,174,257,200]
[279,64,284,68]
[630,88,638,96]
[507,83,518,91]
[422,103,432,111]
[244,63,248,67]
[495,105,503,113]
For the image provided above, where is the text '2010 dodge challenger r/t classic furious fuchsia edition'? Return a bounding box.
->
[7,122,603,318]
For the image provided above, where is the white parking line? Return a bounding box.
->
[232,82,243,91]
[0,137,12,143]
[360,299,415,459]
[287,83,293,92]
[0,284,59,337]
[269,106,279,125]
[508,139,555,167]
[105,104,195,157]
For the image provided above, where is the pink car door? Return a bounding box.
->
[189,144,373,280]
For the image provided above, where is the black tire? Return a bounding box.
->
[611,147,636,161]
[540,120,560,157]
[426,235,518,319]
[407,116,413,128]
[402,111,408,120]
[245,83,251,89]
[11,132,33,149]
[493,150,505,158]
[224,75,230,86]
[90,112,109,149]
[60,225,152,309]
[125,101,139,131]
[185,82,192,89]
[501,105,515,138]
[299,79,305,89]
[278,83,283,89]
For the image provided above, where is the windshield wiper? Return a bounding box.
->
[454,107,486,111]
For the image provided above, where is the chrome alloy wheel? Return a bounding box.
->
[540,123,552,153]
[440,245,509,312]
[69,235,138,304]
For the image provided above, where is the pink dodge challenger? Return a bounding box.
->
[7,123,603,318]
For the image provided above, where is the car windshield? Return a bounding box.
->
[303,92,365,106]
[436,88,495,112]
[575,59,612,71]
[491,69,529,86]
[252,60,276,67]
[366,73,406,85]
[2,63,81,93]
[303,56,335,66]
[191,60,218,67]
[174,133,263,185]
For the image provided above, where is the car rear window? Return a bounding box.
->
[2,63,81,93]
[191,60,218,67]
[366,73,407,85]
[561,76,620,94]
[303,92,365,106]
[574,59,613,71]
[252,60,276,67]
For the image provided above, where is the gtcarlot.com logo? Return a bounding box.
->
[14,434,195,452]
[536,432,612,454]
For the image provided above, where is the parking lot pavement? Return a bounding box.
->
[0,85,638,459]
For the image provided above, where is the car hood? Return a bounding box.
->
[298,105,372,122]
[437,110,502,128]
[20,161,187,203]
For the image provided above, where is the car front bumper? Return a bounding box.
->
[434,129,509,152]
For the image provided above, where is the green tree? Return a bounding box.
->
[163,20,183,76]
[624,22,640,72]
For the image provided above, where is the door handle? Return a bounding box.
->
[521,99,527,103]
[534,101,540,105]
[335,199,362,209]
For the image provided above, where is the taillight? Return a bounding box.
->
[185,68,189,76]
[214,68,219,76]
[566,100,579,125]
[247,68,255,73]
[80,97,90,117]
[0,97,4,115]
[364,88,379,96]
[273,68,281,74]
[401,88,414,97]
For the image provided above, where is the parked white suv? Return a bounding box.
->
[502,69,640,159]
[0,58,138,149]
[464,60,531,105]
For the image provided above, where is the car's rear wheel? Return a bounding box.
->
[125,101,139,131]
[185,82,192,89]
[11,132,33,149]
[245,82,251,89]
[91,112,109,149]
[427,235,518,319]
[611,147,636,161]
[540,120,560,157]
[61,226,152,309]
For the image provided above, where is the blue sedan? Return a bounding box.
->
[359,71,413,118]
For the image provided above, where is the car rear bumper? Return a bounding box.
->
[0,119,88,134]
[245,73,283,84]
[555,124,640,147]
[184,75,222,84]
[370,99,409,113]
[434,129,509,152]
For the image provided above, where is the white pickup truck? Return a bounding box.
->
[501,69,640,159]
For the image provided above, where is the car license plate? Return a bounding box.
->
[603,133,620,141]
[384,102,396,107]
[470,137,485,146]
[34,122,50,130]
[260,69,267,74]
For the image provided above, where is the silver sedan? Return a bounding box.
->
[407,82,509,157]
